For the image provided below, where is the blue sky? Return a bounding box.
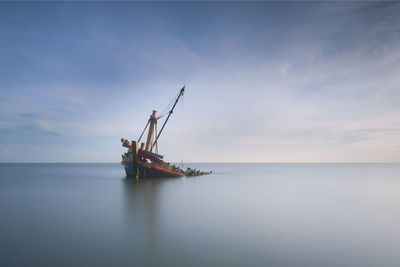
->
[1,1,400,162]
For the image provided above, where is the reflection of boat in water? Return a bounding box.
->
[121,176,176,255]
[121,86,211,178]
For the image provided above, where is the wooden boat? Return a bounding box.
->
[121,86,210,178]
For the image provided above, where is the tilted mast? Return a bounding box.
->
[144,110,157,152]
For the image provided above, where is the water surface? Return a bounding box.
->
[1,163,399,266]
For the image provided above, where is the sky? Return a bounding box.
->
[0,1,400,163]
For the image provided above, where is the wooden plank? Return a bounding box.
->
[131,140,138,179]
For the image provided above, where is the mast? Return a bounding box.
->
[145,110,157,152]
[151,86,185,151]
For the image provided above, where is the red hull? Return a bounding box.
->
[122,160,183,178]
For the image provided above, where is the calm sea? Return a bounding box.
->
[1,163,399,267]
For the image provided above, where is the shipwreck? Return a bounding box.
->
[121,86,210,178]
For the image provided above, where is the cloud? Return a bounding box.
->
[1,2,400,162]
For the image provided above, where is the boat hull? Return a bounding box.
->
[123,164,137,177]
[122,161,183,178]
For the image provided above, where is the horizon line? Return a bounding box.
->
[1,161,400,164]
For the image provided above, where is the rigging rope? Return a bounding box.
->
[137,119,150,143]
[150,86,185,152]
[154,120,158,154]
[179,91,184,168]
[157,91,181,120]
